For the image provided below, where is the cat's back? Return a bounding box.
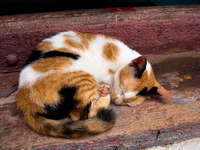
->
[36,31,98,54]
[37,31,134,57]
[19,31,140,86]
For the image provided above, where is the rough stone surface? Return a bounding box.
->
[1,52,200,149]
[0,73,18,97]
[1,5,200,149]
[147,138,200,150]
[1,5,200,73]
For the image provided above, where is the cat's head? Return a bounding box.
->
[112,56,171,105]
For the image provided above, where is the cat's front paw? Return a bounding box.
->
[97,84,110,97]
[112,97,124,105]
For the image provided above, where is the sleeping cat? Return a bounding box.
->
[16,31,171,138]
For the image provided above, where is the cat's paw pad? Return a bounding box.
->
[97,84,110,97]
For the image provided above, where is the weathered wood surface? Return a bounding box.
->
[1,5,200,73]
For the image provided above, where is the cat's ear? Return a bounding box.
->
[129,56,147,78]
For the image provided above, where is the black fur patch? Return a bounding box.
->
[62,108,116,137]
[148,87,160,96]
[130,57,147,79]
[25,50,80,66]
[25,50,42,65]
[97,108,116,124]
[80,102,92,120]
[137,86,159,96]
[42,51,80,60]
[137,87,148,96]
[43,123,56,135]
[134,59,147,78]
[38,86,79,120]
[62,121,88,137]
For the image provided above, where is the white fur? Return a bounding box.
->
[44,31,83,54]
[19,66,42,87]
[146,62,151,74]
[124,92,138,99]
[41,31,144,83]
[112,64,126,96]
[68,35,120,84]
[19,31,154,105]
[68,34,143,85]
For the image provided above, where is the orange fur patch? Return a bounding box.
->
[104,34,118,41]
[77,32,96,41]
[108,68,115,74]
[134,69,157,91]
[65,39,84,50]
[64,32,96,51]
[31,73,65,105]
[17,71,99,123]
[119,66,137,91]
[89,95,111,117]
[118,66,159,106]
[37,41,54,51]
[77,32,96,49]
[32,57,73,72]
[102,42,119,62]
[120,66,157,92]
[70,111,81,121]
[123,96,145,105]
[16,86,45,114]
[87,119,111,133]
[37,39,78,54]
[20,71,97,107]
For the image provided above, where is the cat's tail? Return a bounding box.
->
[25,108,116,138]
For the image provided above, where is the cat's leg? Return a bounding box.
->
[63,72,111,119]
[124,96,146,107]
[96,83,111,108]
[97,83,110,97]
[89,83,111,117]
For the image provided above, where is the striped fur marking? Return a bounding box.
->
[137,87,159,96]
[26,50,80,65]
[32,57,73,72]
[25,50,42,65]
[41,51,80,60]
[37,41,54,51]
[25,50,80,72]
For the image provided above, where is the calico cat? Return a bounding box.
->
[16,31,171,138]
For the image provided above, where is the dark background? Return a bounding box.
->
[1,0,200,15]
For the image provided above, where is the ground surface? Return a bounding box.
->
[147,138,200,150]
[0,51,200,149]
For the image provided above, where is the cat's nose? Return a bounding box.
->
[157,86,173,103]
